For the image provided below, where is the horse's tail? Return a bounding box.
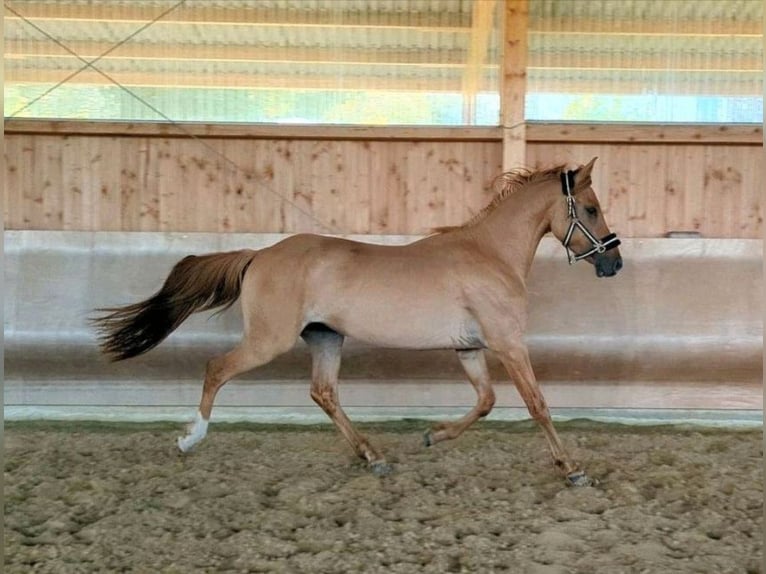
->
[92,250,257,362]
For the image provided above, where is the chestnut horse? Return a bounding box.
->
[93,157,622,486]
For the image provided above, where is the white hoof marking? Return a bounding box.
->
[177,410,208,453]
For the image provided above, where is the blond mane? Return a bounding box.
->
[435,164,591,233]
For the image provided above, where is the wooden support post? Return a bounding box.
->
[502,0,528,170]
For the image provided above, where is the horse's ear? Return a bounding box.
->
[576,157,598,180]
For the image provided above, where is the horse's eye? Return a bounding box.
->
[585,206,598,217]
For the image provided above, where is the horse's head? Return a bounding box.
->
[549,157,623,277]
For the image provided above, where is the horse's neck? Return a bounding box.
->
[474,183,555,276]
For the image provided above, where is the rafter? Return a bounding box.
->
[4,40,468,67]
[4,3,473,31]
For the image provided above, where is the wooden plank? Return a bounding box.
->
[420,142,449,233]
[218,139,285,233]
[7,120,762,146]
[137,139,160,231]
[4,119,502,142]
[641,148,667,236]
[737,146,763,237]
[237,139,268,233]
[257,140,285,233]
[304,140,338,232]
[60,136,84,229]
[177,140,219,233]
[40,137,63,228]
[604,144,633,237]
[368,141,395,233]
[465,141,501,229]
[117,137,143,230]
[219,140,242,232]
[19,136,41,229]
[346,141,372,234]
[402,143,429,233]
[702,145,744,238]
[444,141,469,229]
[626,146,652,236]
[283,140,313,233]
[385,142,411,234]
[501,0,528,170]
[663,145,690,234]
[4,135,26,228]
[527,123,763,145]
[96,138,125,231]
[154,138,175,231]
[662,145,705,235]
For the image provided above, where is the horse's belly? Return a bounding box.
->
[306,256,486,350]
[328,312,485,351]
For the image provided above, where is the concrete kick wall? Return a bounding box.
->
[4,231,763,419]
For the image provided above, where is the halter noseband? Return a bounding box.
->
[560,170,620,264]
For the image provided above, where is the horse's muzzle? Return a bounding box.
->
[595,252,623,277]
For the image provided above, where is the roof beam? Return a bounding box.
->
[4,40,468,67]
[4,3,472,30]
[5,68,469,92]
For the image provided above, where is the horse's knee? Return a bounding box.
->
[204,356,225,384]
[310,382,338,412]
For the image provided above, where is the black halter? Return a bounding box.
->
[560,170,621,264]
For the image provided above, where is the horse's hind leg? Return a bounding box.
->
[177,334,293,452]
[302,325,391,476]
[424,349,495,447]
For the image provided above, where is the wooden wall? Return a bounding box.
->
[4,121,762,238]
[527,142,763,238]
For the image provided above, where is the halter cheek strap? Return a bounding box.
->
[560,171,621,264]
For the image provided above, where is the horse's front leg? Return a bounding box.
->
[424,349,495,446]
[498,344,594,487]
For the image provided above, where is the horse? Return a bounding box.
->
[92,157,622,486]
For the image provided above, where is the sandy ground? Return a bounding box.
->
[4,419,763,574]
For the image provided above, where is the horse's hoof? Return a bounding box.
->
[177,437,193,454]
[370,461,393,477]
[423,431,433,448]
[566,471,596,487]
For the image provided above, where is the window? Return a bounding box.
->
[4,0,502,125]
[526,0,763,123]
[6,1,761,126]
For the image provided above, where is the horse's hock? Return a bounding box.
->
[5,231,762,421]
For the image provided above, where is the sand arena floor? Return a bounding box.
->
[4,419,763,573]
